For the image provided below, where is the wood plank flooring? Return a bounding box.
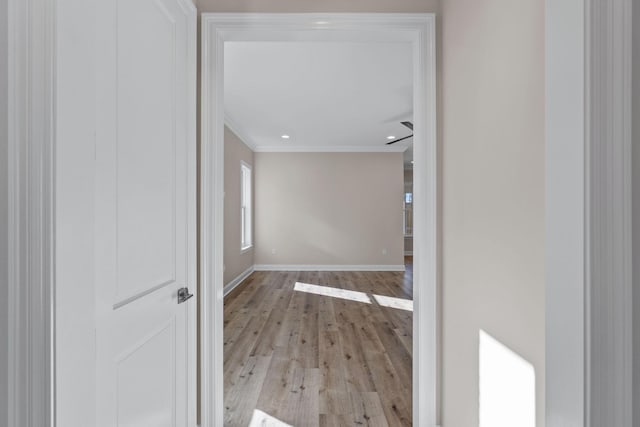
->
[223,259,413,427]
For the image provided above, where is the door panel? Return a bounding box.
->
[116,320,175,427]
[116,0,179,303]
[95,0,196,426]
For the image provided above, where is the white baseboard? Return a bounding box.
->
[253,264,405,272]
[404,251,413,256]
[223,265,255,297]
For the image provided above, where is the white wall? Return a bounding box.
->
[0,0,9,422]
[55,0,97,425]
[254,152,404,267]
[224,126,254,285]
[442,1,545,427]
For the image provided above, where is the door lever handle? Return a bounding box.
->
[177,287,193,304]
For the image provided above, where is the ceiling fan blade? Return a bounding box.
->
[386,134,413,145]
[401,121,413,131]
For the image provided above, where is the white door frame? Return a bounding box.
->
[6,0,56,425]
[199,13,438,427]
[545,0,634,425]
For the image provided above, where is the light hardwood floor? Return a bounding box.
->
[223,259,413,427]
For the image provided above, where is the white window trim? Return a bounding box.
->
[240,161,252,252]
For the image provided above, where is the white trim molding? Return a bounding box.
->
[201,13,438,427]
[223,265,255,297]
[585,0,633,425]
[546,0,634,425]
[633,0,640,421]
[254,264,406,272]
[252,144,408,153]
[224,113,257,150]
[7,0,57,426]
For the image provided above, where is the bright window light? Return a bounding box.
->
[372,294,413,312]
[479,330,535,427]
[293,282,371,304]
[248,409,292,427]
[240,162,252,251]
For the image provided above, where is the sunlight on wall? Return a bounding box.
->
[479,330,535,427]
[293,282,372,304]
[248,409,292,427]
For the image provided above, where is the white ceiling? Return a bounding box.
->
[223,42,414,153]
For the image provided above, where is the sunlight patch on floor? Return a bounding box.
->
[248,409,292,427]
[372,294,414,312]
[293,281,414,312]
[479,330,535,427]
[294,282,372,304]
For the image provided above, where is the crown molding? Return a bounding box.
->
[252,144,408,153]
[223,113,257,150]
[223,115,410,154]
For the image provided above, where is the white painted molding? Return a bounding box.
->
[201,13,438,427]
[223,266,255,297]
[545,2,586,422]
[224,113,257,150]
[546,0,633,425]
[584,0,633,425]
[224,114,410,154]
[633,0,640,421]
[7,0,57,425]
[254,264,406,272]
[252,145,408,153]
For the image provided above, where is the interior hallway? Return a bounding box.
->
[223,258,414,427]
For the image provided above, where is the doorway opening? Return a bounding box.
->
[220,39,415,425]
[200,14,437,427]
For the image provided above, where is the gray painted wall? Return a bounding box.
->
[0,0,9,423]
[254,152,404,267]
[223,126,255,286]
[442,0,545,425]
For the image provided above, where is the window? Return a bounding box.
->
[404,192,413,236]
[240,162,252,251]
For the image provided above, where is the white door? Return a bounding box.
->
[94,1,196,426]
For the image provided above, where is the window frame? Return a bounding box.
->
[240,161,253,252]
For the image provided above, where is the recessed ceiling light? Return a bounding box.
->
[387,136,396,140]
[315,20,329,25]
[281,135,290,140]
